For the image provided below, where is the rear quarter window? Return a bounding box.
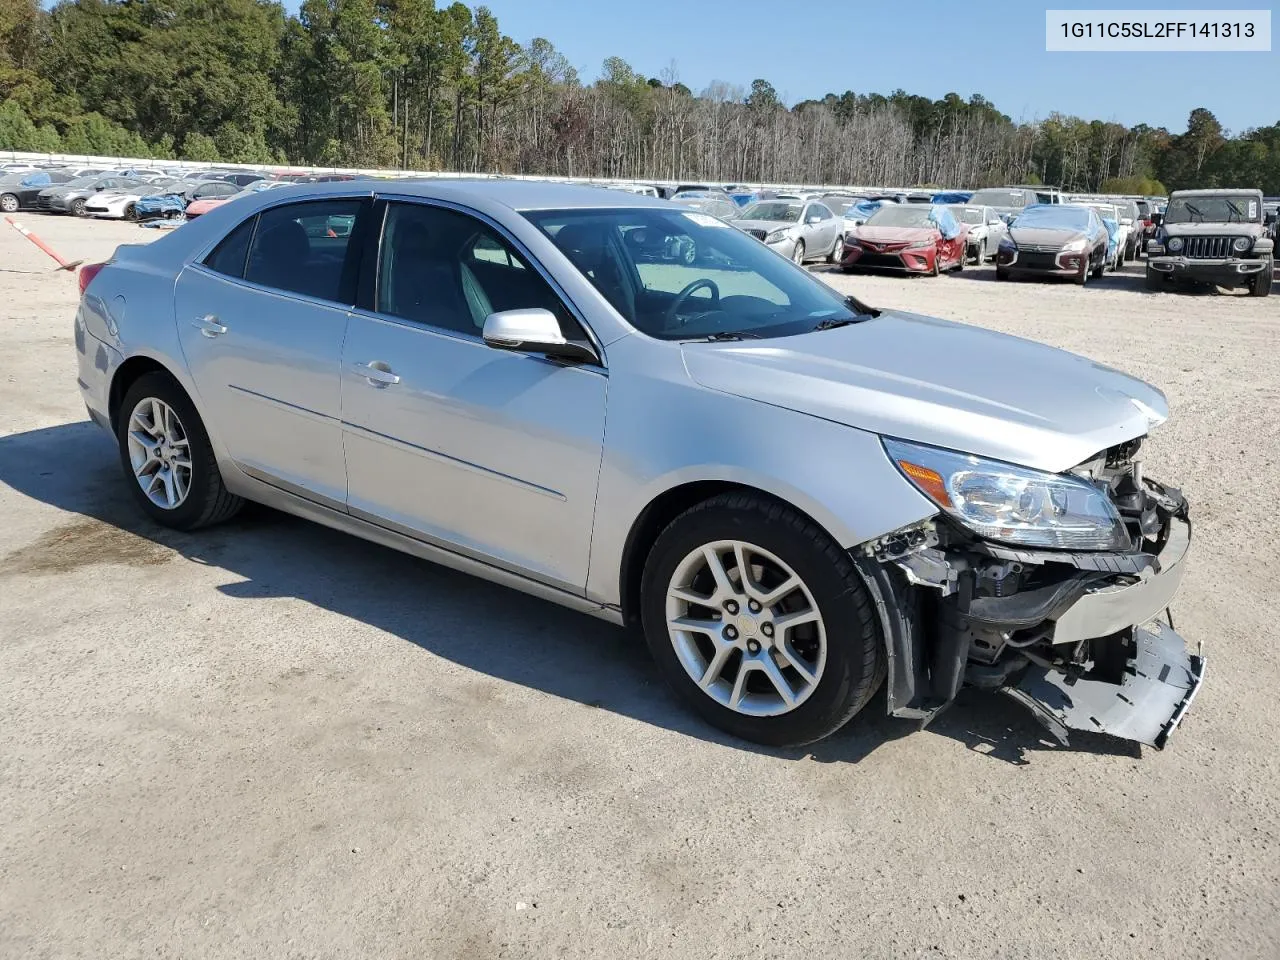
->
[203,217,257,279]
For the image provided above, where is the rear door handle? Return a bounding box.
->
[192,315,227,337]
[355,361,400,386]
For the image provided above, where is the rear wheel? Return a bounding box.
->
[826,235,843,264]
[124,202,137,221]
[115,372,243,530]
[1091,249,1105,279]
[640,493,885,747]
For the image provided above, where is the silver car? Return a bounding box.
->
[74,181,1203,749]
[733,198,844,265]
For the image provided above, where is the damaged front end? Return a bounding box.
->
[858,437,1204,749]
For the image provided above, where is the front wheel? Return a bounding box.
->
[1250,260,1273,297]
[1091,251,1105,279]
[826,235,843,264]
[640,493,885,747]
[0,193,17,213]
[116,372,243,530]
[792,240,805,265]
[71,198,87,217]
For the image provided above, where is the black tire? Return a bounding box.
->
[1249,260,1273,297]
[0,193,18,213]
[1145,265,1164,291]
[124,202,137,221]
[1091,249,1105,279]
[640,492,885,747]
[71,198,87,217]
[115,372,243,530]
[826,235,843,264]
[792,240,805,265]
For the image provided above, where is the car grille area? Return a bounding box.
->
[1017,252,1061,270]
[744,228,767,241]
[1179,235,1235,259]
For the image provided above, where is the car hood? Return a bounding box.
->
[733,219,796,234]
[852,225,937,243]
[1162,221,1263,237]
[1009,225,1085,246]
[680,311,1167,472]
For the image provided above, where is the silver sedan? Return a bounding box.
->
[74,181,1202,749]
[732,198,844,265]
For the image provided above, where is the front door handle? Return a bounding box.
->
[355,361,400,386]
[192,314,227,337]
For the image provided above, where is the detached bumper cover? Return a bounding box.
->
[1004,621,1204,749]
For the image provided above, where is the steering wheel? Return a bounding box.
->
[665,278,721,327]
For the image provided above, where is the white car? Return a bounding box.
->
[85,179,184,220]
[949,204,1009,263]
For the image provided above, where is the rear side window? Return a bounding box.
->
[203,217,257,279]
[245,199,365,303]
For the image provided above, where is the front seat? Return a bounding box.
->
[553,222,634,320]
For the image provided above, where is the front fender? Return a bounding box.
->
[584,337,937,607]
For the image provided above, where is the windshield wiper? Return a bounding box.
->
[1225,200,1244,222]
[812,317,867,331]
[683,330,763,342]
[844,294,881,318]
[1184,203,1204,223]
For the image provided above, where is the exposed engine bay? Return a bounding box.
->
[856,436,1204,748]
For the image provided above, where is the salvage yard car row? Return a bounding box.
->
[3,160,1275,296]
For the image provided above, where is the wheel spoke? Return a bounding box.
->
[158,468,176,507]
[729,661,753,709]
[148,399,166,439]
[698,644,734,690]
[668,615,722,636]
[775,642,818,687]
[756,653,797,707]
[702,545,735,600]
[758,576,800,608]
[669,585,714,607]
[773,607,819,634]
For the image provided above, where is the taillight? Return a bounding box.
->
[78,262,106,296]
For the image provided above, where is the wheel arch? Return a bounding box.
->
[617,480,840,627]
[108,355,183,431]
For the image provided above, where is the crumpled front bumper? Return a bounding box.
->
[1006,621,1203,749]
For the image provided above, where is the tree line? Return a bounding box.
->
[2,0,1278,194]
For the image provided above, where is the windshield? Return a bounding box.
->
[953,206,985,225]
[524,208,867,341]
[865,205,934,228]
[1165,195,1259,224]
[1088,205,1118,219]
[968,188,1029,208]
[1011,205,1091,230]
[738,201,802,223]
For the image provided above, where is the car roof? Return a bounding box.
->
[1169,188,1263,198]
[269,177,674,212]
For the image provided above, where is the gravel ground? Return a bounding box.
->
[2,213,1278,959]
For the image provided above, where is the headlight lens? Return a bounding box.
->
[883,438,1130,551]
[765,229,790,243]
[1060,238,1086,253]
[1233,236,1251,252]
[906,240,935,250]
[1167,237,1184,252]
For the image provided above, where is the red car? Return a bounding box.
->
[839,205,967,274]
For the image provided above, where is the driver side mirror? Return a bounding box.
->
[482,308,597,364]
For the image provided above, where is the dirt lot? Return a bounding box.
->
[2,213,1278,960]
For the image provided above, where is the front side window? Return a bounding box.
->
[525,208,864,342]
[376,202,573,338]
[244,199,365,303]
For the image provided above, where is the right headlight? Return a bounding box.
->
[765,228,791,243]
[883,438,1130,551]
[1167,236,1184,252]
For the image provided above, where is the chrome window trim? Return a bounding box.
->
[373,192,608,369]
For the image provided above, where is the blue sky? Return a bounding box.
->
[473,0,1276,134]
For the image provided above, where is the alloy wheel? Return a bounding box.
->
[665,539,827,716]
[0,194,17,213]
[126,397,193,509]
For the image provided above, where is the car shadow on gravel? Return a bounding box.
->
[0,420,1138,766]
